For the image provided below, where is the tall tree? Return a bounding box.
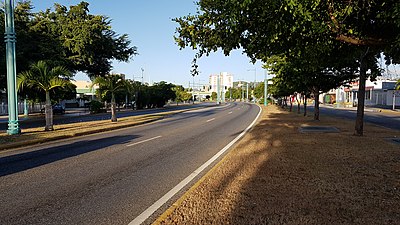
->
[30,1,137,78]
[17,61,72,131]
[174,0,400,136]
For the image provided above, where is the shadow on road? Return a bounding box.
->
[0,135,139,177]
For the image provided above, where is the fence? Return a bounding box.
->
[0,102,43,115]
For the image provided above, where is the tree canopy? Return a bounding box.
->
[174,0,400,135]
[0,0,137,90]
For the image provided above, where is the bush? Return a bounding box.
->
[89,100,106,114]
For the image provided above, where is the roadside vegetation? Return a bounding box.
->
[174,0,400,136]
[0,1,193,132]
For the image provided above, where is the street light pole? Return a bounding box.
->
[5,0,20,135]
[264,70,268,106]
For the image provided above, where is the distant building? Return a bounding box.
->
[209,72,233,93]
[68,80,98,107]
[71,80,97,99]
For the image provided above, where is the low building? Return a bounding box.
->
[323,79,400,108]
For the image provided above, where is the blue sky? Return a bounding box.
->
[31,0,264,87]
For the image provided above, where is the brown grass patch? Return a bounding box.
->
[157,105,400,225]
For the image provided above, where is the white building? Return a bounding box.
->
[323,79,400,108]
[209,72,233,93]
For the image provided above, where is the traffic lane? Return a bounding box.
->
[0,103,214,130]
[0,102,259,225]
[308,106,400,131]
[0,102,254,225]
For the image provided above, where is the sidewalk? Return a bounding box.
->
[155,105,400,224]
[0,107,91,123]
[322,103,400,114]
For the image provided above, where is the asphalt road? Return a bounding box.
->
[0,102,260,225]
[310,105,400,131]
[0,104,211,131]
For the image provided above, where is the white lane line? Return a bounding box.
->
[126,136,162,147]
[206,118,216,123]
[228,111,233,114]
[128,104,262,225]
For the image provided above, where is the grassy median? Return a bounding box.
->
[156,105,400,225]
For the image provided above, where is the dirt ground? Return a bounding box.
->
[155,105,400,225]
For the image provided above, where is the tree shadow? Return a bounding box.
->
[0,134,140,177]
[197,108,400,224]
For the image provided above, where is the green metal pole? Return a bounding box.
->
[264,70,268,106]
[24,96,28,117]
[217,73,221,104]
[5,0,20,135]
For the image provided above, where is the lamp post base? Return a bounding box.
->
[7,120,21,135]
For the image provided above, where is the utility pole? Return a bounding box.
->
[192,75,195,104]
[5,0,20,135]
[217,73,221,104]
[141,68,144,84]
[246,83,249,102]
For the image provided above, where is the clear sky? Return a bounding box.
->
[31,0,264,87]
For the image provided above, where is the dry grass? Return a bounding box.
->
[157,105,400,225]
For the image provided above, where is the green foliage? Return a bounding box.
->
[0,1,137,89]
[253,83,265,99]
[30,1,138,78]
[17,60,72,94]
[89,100,106,114]
[225,87,242,100]
[91,74,129,101]
[174,85,192,103]
[211,92,217,100]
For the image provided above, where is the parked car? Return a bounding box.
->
[41,104,65,114]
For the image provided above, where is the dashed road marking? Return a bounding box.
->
[128,104,263,225]
[126,136,162,147]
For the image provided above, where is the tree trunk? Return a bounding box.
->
[125,94,128,109]
[289,96,292,111]
[354,52,368,136]
[111,93,117,122]
[296,94,301,114]
[303,96,307,117]
[314,90,320,121]
[44,91,53,131]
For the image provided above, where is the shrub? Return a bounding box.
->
[89,100,106,114]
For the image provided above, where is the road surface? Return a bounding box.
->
[0,102,260,225]
[311,105,400,131]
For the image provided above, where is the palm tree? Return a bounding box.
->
[17,61,71,131]
[91,74,130,122]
